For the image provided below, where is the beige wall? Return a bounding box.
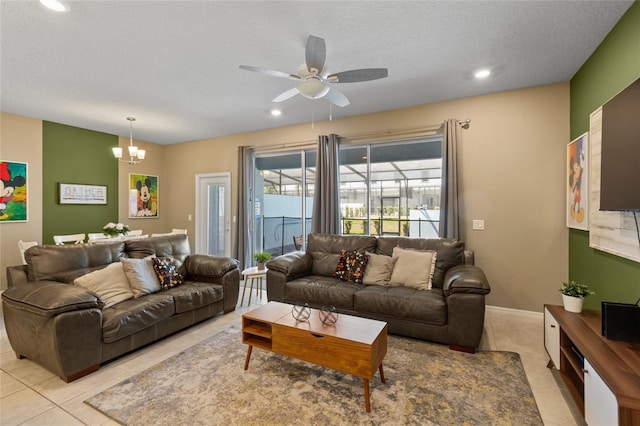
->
[116,135,168,236]
[1,83,569,310]
[0,113,43,289]
[163,83,570,312]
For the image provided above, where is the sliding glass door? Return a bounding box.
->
[252,150,315,257]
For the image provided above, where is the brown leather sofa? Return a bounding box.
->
[2,234,240,382]
[266,233,490,352]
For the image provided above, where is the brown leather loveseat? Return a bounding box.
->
[266,233,490,352]
[2,234,240,382]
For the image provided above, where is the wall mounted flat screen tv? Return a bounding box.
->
[599,77,640,211]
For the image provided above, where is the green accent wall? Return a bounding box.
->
[569,2,640,309]
[42,121,119,244]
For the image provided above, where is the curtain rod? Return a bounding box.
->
[248,118,471,152]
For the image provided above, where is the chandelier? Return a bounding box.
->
[112,117,145,165]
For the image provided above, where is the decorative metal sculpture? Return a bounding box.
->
[292,303,311,322]
[319,305,339,325]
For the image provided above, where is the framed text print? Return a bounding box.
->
[59,183,107,204]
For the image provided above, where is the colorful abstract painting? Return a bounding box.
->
[0,161,28,222]
[567,133,588,230]
[129,174,158,218]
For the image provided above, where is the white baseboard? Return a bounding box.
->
[486,304,543,319]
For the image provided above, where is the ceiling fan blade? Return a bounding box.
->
[324,88,350,107]
[327,68,388,83]
[305,35,326,75]
[272,87,300,103]
[239,65,301,80]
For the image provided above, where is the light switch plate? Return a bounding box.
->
[472,219,485,230]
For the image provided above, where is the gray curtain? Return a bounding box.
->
[311,134,340,234]
[235,146,252,269]
[439,119,460,239]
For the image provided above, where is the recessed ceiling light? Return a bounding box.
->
[39,0,69,12]
[270,109,282,117]
[474,69,491,79]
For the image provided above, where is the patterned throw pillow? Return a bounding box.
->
[333,250,369,284]
[152,256,184,290]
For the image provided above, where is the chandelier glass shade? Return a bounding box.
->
[113,117,145,164]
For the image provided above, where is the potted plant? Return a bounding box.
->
[103,222,130,238]
[253,251,272,270]
[559,281,594,313]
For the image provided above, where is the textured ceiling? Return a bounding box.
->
[0,1,633,145]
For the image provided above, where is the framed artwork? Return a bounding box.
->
[59,183,107,204]
[567,133,588,230]
[129,174,159,218]
[0,161,27,222]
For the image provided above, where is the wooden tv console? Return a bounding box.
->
[544,304,640,425]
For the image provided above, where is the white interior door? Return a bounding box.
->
[195,173,231,257]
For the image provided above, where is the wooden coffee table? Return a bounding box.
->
[242,301,387,412]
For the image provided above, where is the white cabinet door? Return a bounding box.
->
[544,307,560,369]
[584,358,618,425]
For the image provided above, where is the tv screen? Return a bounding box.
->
[599,77,640,211]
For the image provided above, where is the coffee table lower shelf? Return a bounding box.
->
[242,302,387,412]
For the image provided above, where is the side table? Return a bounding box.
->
[240,266,268,306]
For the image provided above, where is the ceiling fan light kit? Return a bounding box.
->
[298,77,330,99]
[240,35,388,107]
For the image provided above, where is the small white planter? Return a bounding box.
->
[562,294,584,313]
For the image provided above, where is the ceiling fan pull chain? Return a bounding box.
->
[329,103,333,121]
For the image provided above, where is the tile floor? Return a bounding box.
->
[1,289,584,425]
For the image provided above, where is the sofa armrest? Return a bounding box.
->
[265,252,313,303]
[183,254,240,313]
[183,254,239,279]
[266,252,313,279]
[6,265,29,288]
[1,281,103,316]
[443,265,490,296]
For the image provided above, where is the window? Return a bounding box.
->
[339,137,442,237]
[252,150,316,256]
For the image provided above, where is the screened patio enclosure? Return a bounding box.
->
[251,137,442,256]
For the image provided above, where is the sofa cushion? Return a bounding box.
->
[376,237,465,289]
[73,262,134,308]
[152,256,184,290]
[101,294,175,343]
[121,256,161,298]
[333,250,369,284]
[307,233,377,277]
[389,247,437,290]
[354,285,447,325]
[25,242,126,283]
[125,234,191,267]
[362,252,394,286]
[163,281,223,313]
[284,276,359,310]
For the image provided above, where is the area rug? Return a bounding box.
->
[85,327,542,425]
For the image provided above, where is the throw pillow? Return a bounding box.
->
[389,247,437,290]
[333,250,369,284]
[74,262,134,308]
[121,256,162,298]
[152,256,184,290]
[362,251,395,286]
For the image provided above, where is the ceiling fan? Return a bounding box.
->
[239,35,388,107]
